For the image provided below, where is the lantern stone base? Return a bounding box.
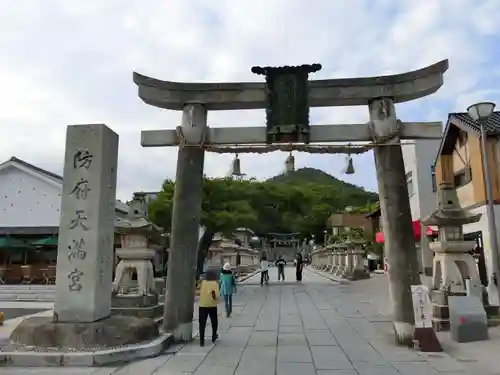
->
[344,268,370,281]
[9,315,159,349]
[111,294,163,320]
[335,267,346,277]
[112,293,158,307]
[431,290,463,332]
[431,290,500,331]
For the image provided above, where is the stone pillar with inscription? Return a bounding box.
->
[10,124,161,350]
[53,124,118,323]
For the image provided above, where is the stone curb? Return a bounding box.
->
[237,269,261,283]
[0,333,173,367]
[306,266,350,284]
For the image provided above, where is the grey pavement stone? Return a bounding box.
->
[423,356,467,372]
[339,342,389,366]
[277,361,316,375]
[194,364,236,375]
[278,333,307,346]
[391,361,441,374]
[279,325,303,333]
[4,268,492,374]
[353,363,400,375]
[155,353,207,373]
[0,368,104,375]
[202,346,243,367]
[112,355,171,375]
[277,345,312,363]
[217,327,252,348]
[236,346,276,375]
[368,339,425,362]
[305,330,338,346]
[248,330,277,346]
[310,346,353,370]
[279,315,302,326]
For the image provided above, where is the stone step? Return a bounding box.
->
[0,291,56,296]
[0,294,56,302]
[0,289,56,294]
[0,285,56,290]
[0,285,56,301]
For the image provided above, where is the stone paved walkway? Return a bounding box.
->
[2,267,497,375]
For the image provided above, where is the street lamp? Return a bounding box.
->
[467,101,499,301]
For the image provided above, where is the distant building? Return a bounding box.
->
[141,192,160,203]
[327,212,373,237]
[0,156,164,285]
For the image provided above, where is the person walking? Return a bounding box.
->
[295,253,304,282]
[275,255,286,281]
[198,269,219,346]
[220,262,237,317]
[260,254,269,285]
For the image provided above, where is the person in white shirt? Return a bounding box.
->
[260,254,269,285]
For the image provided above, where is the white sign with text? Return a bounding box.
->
[411,285,432,328]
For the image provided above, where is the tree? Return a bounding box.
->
[148,170,378,279]
[149,177,259,278]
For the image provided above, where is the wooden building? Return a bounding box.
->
[433,111,500,279]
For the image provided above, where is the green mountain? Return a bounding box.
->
[267,167,378,207]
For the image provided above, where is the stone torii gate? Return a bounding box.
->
[133,60,448,344]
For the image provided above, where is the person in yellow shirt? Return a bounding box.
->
[198,269,220,346]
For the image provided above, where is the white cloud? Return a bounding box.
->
[1,0,499,200]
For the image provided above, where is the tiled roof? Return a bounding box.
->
[1,156,129,214]
[7,156,63,182]
[451,111,500,134]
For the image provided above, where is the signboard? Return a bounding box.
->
[411,285,432,328]
[251,64,321,144]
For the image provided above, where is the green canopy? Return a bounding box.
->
[0,237,29,249]
[31,236,58,247]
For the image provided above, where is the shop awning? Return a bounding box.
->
[0,236,30,248]
[375,220,437,244]
[31,236,58,247]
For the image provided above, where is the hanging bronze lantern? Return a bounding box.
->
[344,155,355,174]
[231,153,244,176]
[285,152,295,173]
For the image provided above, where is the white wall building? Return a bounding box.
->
[402,139,442,275]
[0,156,130,232]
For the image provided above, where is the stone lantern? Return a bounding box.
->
[343,238,370,280]
[421,182,482,331]
[111,194,165,319]
[325,244,335,272]
[334,242,348,277]
[330,243,341,274]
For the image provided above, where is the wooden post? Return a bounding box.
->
[163,103,206,341]
[369,97,421,345]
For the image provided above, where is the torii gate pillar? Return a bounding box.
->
[370,97,422,344]
[164,104,207,341]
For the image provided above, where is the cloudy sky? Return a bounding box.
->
[1,0,500,200]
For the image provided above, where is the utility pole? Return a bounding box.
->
[163,104,206,341]
[467,102,500,305]
[370,97,421,345]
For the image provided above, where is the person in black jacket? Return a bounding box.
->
[295,253,304,282]
[275,256,286,281]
